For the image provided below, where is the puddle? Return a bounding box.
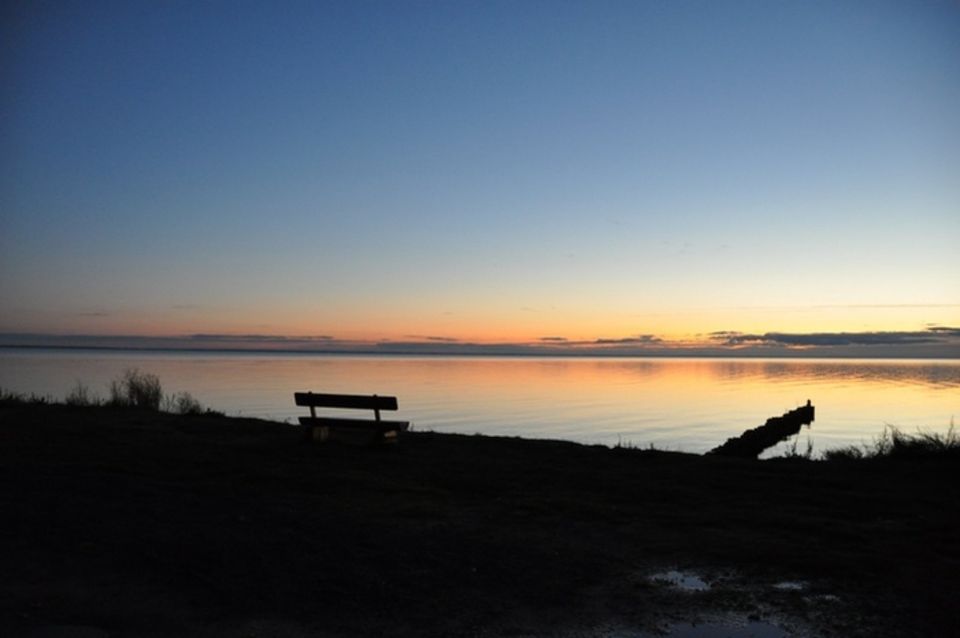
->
[623,569,823,637]
[657,621,790,637]
[649,570,711,592]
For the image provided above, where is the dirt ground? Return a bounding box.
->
[1,403,957,637]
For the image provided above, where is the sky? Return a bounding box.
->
[2,1,959,356]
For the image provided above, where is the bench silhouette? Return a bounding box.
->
[294,392,410,445]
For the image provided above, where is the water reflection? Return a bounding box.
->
[660,358,959,387]
[587,357,960,389]
[1,349,957,454]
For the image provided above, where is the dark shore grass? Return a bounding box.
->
[1,402,957,637]
[823,424,959,461]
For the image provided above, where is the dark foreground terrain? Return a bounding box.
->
[1,403,957,637]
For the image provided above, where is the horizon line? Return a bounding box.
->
[1,342,957,361]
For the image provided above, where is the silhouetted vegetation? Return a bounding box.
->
[65,381,98,407]
[4,372,220,416]
[782,433,815,460]
[0,387,51,405]
[824,424,959,461]
[108,368,163,409]
[163,391,206,415]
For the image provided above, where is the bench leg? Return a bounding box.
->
[304,425,330,443]
[304,424,401,446]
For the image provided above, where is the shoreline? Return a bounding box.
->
[3,343,959,361]
[2,403,957,636]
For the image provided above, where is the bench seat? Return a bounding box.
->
[294,392,409,445]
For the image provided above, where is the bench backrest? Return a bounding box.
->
[294,392,398,421]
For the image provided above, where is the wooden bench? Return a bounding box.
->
[294,392,410,445]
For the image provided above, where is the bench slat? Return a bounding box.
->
[294,392,398,411]
[299,416,409,432]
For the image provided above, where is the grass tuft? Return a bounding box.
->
[782,434,814,460]
[0,387,53,405]
[162,391,207,415]
[5,375,224,417]
[65,381,100,407]
[108,368,163,410]
[824,424,960,461]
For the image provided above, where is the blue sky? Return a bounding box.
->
[1,1,958,354]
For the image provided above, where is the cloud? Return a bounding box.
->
[811,303,960,309]
[927,326,960,336]
[188,334,335,343]
[76,312,110,317]
[711,328,956,347]
[373,341,534,355]
[1,326,956,358]
[594,335,662,345]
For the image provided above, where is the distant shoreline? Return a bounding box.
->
[2,343,958,361]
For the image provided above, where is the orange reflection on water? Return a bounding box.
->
[288,357,958,450]
[1,351,957,453]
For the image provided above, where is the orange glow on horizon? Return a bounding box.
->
[12,297,957,349]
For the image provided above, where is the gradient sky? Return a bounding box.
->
[2,1,958,352]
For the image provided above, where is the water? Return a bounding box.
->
[1,348,957,454]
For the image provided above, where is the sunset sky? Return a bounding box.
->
[2,1,958,356]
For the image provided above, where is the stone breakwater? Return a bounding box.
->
[709,401,815,458]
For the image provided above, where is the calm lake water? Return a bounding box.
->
[2,348,958,455]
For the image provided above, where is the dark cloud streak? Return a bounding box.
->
[189,334,335,342]
[594,335,662,345]
[711,328,957,347]
[1,328,957,358]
